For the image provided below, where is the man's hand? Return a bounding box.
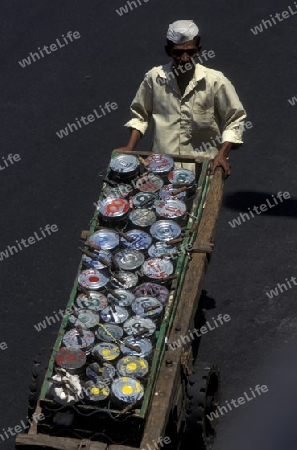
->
[210,142,233,178]
[210,154,231,178]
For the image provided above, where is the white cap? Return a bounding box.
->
[166,20,199,44]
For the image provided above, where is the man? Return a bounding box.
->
[119,20,247,177]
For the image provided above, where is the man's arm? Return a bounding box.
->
[125,128,142,151]
[211,74,247,177]
[117,73,153,152]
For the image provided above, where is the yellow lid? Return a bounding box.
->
[126,362,138,372]
[102,349,110,356]
[91,387,100,395]
[122,385,134,395]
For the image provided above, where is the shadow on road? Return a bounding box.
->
[223,191,297,217]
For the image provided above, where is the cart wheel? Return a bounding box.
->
[182,361,220,450]
[27,347,51,423]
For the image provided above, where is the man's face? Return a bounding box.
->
[169,39,200,67]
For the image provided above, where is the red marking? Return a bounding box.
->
[105,198,129,216]
[89,276,99,282]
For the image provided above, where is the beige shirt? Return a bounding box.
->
[124,62,247,165]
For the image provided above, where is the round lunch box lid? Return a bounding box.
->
[82,249,113,271]
[92,342,121,362]
[155,198,187,219]
[55,347,87,372]
[132,192,158,209]
[120,336,153,358]
[95,323,124,342]
[109,154,140,174]
[134,282,170,305]
[129,208,157,227]
[120,229,152,250]
[78,269,110,290]
[149,220,181,242]
[88,229,120,250]
[110,270,139,290]
[145,154,175,173]
[100,304,130,324]
[148,241,177,258]
[113,248,145,271]
[142,257,174,280]
[168,168,195,184]
[75,291,109,311]
[131,296,163,318]
[83,380,110,402]
[86,362,116,383]
[107,289,135,307]
[111,376,144,404]
[135,173,164,193]
[68,309,100,330]
[98,197,130,218]
[159,184,187,200]
[62,328,95,351]
[116,355,149,378]
[123,315,156,337]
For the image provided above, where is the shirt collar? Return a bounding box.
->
[156,62,207,85]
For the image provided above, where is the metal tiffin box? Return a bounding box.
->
[159,184,187,201]
[123,315,156,338]
[113,248,145,271]
[132,192,158,209]
[55,347,87,376]
[85,361,116,384]
[131,296,163,320]
[97,197,130,224]
[110,270,139,290]
[109,154,140,181]
[100,304,130,324]
[167,168,196,198]
[81,249,113,271]
[128,208,157,228]
[95,323,124,343]
[155,198,187,222]
[62,328,95,354]
[116,355,149,378]
[119,229,152,251]
[92,342,121,363]
[134,173,164,193]
[77,268,110,291]
[149,220,181,242]
[141,257,175,284]
[82,379,110,404]
[111,376,144,406]
[147,241,178,259]
[134,282,170,305]
[120,336,153,358]
[68,308,100,331]
[144,153,175,181]
[88,228,120,251]
[106,289,135,307]
[75,291,109,312]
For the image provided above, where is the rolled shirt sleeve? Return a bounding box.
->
[215,74,247,145]
[124,73,153,136]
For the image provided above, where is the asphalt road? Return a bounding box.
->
[0,1,296,449]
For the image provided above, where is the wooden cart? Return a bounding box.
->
[15,151,225,450]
